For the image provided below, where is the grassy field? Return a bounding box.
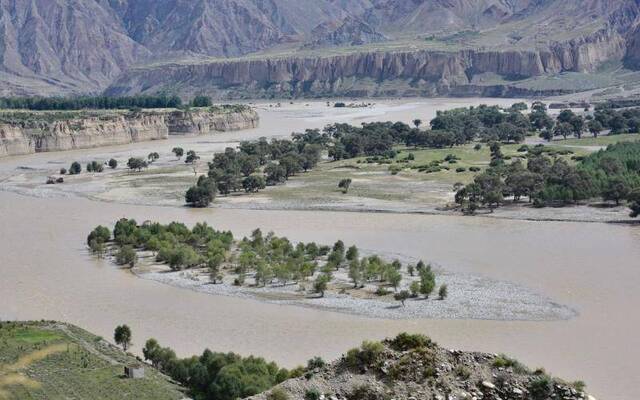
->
[555,133,640,146]
[257,142,591,207]
[0,321,184,400]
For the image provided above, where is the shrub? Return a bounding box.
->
[390,333,432,351]
[307,356,326,370]
[345,341,384,369]
[334,102,346,108]
[469,166,481,172]
[59,168,67,175]
[374,286,389,296]
[455,167,466,173]
[388,165,402,175]
[492,354,527,373]
[115,245,137,267]
[474,144,482,151]
[528,375,553,399]
[455,365,471,379]
[438,284,448,299]
[69,161,81,175]
[305,389,322,400]
[267,388,289,400]
[108,158,118,169]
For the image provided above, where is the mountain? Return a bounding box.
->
[2,0,640,97]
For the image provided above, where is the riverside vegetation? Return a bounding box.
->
[87,220,446,306]
[182,101,640,217]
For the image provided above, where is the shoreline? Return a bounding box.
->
[2,179,635,225]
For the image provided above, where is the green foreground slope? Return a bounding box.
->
[0,321,185,400]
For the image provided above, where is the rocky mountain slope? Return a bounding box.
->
[0,106,258,157]
[250,333,594,400]
[2,0,640,97]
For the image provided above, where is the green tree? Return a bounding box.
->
[108,158,118,169]
[348,259,362,288]
[115,245,137,267]
[419,267,436,298]
[346,245,359,261]
[314,274,330,297]
[338,178,352,194]
[185,150,199,164]
[148,152,160,163]
[242,175,266,193]
[192,95,212,107]
[602,178,630,205]
[409,281,420,297]
[394,290,411,306]
[69,161,81,175]
[172,147,184,159]
[588,120,603,138]
[127,157,147,171]
[114,324,132,351]
[628,188,640,217]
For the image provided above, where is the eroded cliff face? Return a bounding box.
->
[166,108,259,135]
[0,108,259,157]
[106,29,628,99]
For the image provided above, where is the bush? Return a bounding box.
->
[345,341,384,369]
[474,144,482,151]
[69,161,81,175]
[334,102,346,108]
[492,354,527,373]
[115,245,137,267]
[306,356,326,370]
[305,389,322,400]
[455,167,466,173]
[390,333,432,351]
[469,166,481,172]
[528,375,553,399]
[59,168,67,175]
[267,388,289,400]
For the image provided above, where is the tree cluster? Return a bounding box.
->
[0,95,183,110]
[455,142,640,215]
[142,338,289,400]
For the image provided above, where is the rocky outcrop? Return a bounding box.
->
[0,108,259,157]
[106,29,628,99]
[250,334,592,400]
[165,108,259,135]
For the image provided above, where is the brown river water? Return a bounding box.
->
[0,99,638,399]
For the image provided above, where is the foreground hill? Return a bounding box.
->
[0,321,184,400]
[3,0,640,97]
[251,334,593,400]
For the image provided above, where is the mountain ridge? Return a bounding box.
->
[1,0,640,97]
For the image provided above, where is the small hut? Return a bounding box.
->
[124,364,145,379]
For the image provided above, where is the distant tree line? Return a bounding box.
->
[0,94,232,111]
[0,95,183,110]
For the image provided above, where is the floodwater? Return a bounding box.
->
[1,99,639,399]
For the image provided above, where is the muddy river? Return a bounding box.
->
[0,99,638,399]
